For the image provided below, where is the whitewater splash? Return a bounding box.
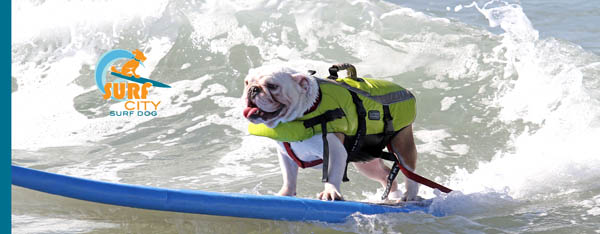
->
[445,1,600,200]
[11,0,600,233]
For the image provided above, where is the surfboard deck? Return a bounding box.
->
[11,165,439,223]
[109,72,171,88]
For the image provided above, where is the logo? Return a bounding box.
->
[95,49,170,117]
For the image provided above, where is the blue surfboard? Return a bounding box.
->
[109,72,171,88]
[11,165,439,223]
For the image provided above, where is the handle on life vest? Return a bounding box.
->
[328,63,357,80]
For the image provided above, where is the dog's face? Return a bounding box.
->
[132,49,147,62]
[242,66,311,128]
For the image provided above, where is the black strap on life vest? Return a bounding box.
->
[325,64,365,182]
[381,151,401,200]
[348,92,367,152]
[381,105,395,147]
[379,104,398,199]
[342,91,368,182]
[302,108,345,182]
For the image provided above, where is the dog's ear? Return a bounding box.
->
[291,73,309,93]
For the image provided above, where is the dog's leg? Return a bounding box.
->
[120,65,131,76]
[131,64,140,78]
[317,133,347,201]
[353,159,401,199]
[390,124,419,201]
[276,145,298,196]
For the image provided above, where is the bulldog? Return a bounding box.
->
[242,65,419,201]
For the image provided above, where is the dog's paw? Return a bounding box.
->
[402,179,419,201]
[387,190,403,200]
[401,194,424,202]
[276,187,296,196]
[317,184,343,201]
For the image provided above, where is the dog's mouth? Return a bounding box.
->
[243,101,284,121]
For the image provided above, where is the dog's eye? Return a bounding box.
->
[244,80,249,86]
[266,83,279,90]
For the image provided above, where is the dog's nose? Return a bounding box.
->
[250,86,261,99]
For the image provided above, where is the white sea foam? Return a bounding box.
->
[440,96,456,111]
[180,63,191,70]
[12,0,169,43]
[56,158,143,182]
[447,1,600,200]
[414,129,452,159]
[450,144,469,155]
[454,4,463,12]
[206,135,276,179]
[580,195,600,216]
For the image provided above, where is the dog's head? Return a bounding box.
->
[132,49,147,62]
[242,66,317,128]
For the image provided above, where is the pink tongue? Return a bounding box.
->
[243,107,259,118]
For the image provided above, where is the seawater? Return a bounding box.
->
[11,0,600,233]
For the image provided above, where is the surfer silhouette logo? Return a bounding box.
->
[110,49,146,78]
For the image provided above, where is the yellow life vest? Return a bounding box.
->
[248,67,416,195]
[248,77,416,143]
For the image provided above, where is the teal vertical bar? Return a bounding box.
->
[2,0,11,232]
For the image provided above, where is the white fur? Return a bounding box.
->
[243,66,319,128]
[276,133,348,196]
